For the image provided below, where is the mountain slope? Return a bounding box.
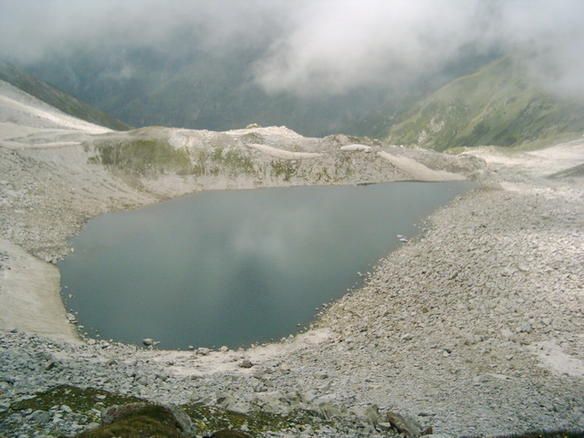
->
[387,57,584,150]
[0,61,129,131]
[0,80,111,134]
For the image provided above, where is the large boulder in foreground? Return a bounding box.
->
[77,403,193,437]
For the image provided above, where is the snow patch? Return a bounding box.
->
[247,143,322,159]
[340,144,372,152]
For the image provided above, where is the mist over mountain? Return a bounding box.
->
[17,38,494,137]
[1,0,583,140]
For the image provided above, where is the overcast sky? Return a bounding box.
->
[1,0,583,98]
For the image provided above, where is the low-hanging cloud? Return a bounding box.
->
[0,0,583,98]
[253,0,487,95]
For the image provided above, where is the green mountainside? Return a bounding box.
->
[387,57,584,150]
[0,61,129,131]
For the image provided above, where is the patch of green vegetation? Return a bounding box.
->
[182,403,328,437]
[92,139,192,176]
[8,386,141,413]
[2,385,333,437]
[315,167,332,183]
[388,57,584,150]
[271,160,298,182]
[78,405,184,438]
[334,153,355,178]
[2,385,141,426]
[210,147,255,175]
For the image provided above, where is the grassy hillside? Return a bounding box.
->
[0,61,130,131]
[387,57,584,150]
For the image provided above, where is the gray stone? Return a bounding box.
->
[239,359,253,369]
[29,410,50,425]
[386,411,424,437]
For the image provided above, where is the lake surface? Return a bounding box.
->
[59,182,471,349]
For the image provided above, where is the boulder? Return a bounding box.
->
[94,403,193,437]
[385,411,426,437]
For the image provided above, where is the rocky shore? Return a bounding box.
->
[1,99,583,436]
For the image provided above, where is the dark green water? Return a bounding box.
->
[59,182,471,349]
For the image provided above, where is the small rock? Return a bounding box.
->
[501,328,514,340]
[351,404,381,425]
[239,359,253,369]
[318,401,343,419]
[386,411,424,437]
[29,410,50,425]
[518,322,532,334]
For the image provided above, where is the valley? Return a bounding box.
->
[0,75,583,437]
[2,0,584,430]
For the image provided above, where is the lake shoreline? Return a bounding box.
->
[58,181,473,350]
[1,131,583,436]
[0,126,483,343]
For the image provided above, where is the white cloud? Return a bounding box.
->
[1,0,583,98]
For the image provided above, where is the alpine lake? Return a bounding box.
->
[59,182,473,349]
